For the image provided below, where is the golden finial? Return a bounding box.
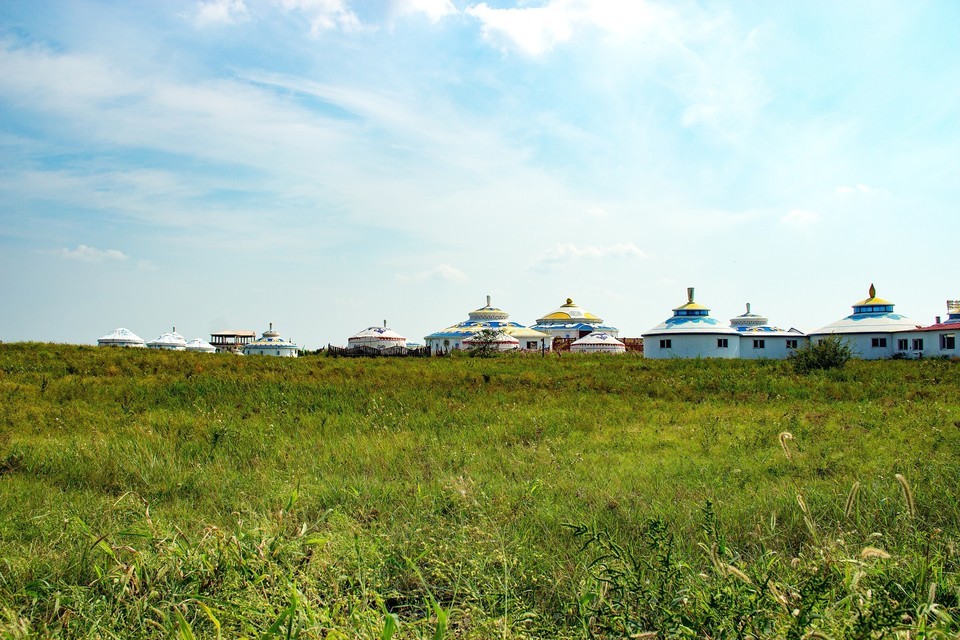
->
[566,298,573,305]
[869,283,876,299]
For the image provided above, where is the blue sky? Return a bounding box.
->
[1,0,958,348]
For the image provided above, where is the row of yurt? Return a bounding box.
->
[642,284,958,360]
[98,326,216,352]
[643,288,804,359]
[98,324,297,357]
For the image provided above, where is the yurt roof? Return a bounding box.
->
[98,328,145,344]
[467,295,510,321]
[148,332,187,347]
[571,331,625,346]
[248,324,297,347]
[645,287,738,336]
[537,298,603,323]
[531,321,619,333]
[852,283,894,307]
[811,285,920,335]
[185,338,217,352]
[349,325,406,341]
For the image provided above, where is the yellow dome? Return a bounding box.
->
[853,284,893,307]
[536,298,602,323]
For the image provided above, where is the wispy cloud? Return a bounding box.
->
[56,245,129,263]
[396,263,468,284]
[277,0,362,34]
[836,183,874,195]
[195,0,249,27]
[466,0,668,56]
[780,209,820,230]
[392,0,457,23]
[532,242,645,270]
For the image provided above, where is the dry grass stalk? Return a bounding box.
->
[895,473,916,519]
[779,431,794,461]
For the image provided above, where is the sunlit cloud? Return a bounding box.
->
[396,263,469,284]
[393,0,457,23]
[780,209,820,230]
[466,0,669,55]
[532,242,646,270]
[836,183,874,195]
[195,0,249,26]
[276,0,362,33]
[56,245,130,263]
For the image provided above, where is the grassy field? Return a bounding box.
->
[1,344,959,638]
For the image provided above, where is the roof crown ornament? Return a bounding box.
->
[687,287,695,303]
[869,283,876,299]
[486,294,491,307]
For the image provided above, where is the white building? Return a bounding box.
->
[425,296,552,353]
[243,323,299,357]
[808,285,923,360]
[643,288,741,359]
[730,303,806,360]
[147,327,187,351]
[97,328,146,348]
[907,300,960,358]
[347,322,407,350]
[570,331,626,354]
[530,298,619,339]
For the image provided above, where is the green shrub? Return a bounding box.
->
[790,335,853,373]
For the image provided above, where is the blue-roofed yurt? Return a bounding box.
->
[425,296,551,354]
[530,298,619,339]
[642,288,740,359]
[243,323,299,357]
[730,303,806,360]
[808,284,922,359]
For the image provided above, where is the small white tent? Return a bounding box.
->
[570,331,626,354]
[97,328,146,348]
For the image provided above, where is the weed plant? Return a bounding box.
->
[0,344,958,637]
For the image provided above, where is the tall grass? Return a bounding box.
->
[0,344,958,637]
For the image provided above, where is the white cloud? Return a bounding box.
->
[780,209,820,230]
[393,0,458,23]
[195,0,249,26]
[585,205,608,218]
[277,0,361,34]
[57,245,130,263]
[465,0,670,55]
[533,241,645,269]
[836,183,874,195]
[396,263,469,284]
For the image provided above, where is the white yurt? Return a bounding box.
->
[642,288,741,359]
[570,331,627,354]
[462,331,520,352]
[185,338,217,353]
[147,327,187,351]
[531,298,620,339]
[729,303,806,360]
[425,296,551,353]
[243,323,299,357]
[97,328,146,348]
[808,284,922,359]
[348,322,407,350]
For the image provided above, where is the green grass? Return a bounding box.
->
[1,344,959,637]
